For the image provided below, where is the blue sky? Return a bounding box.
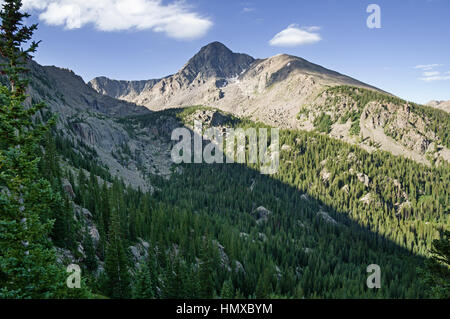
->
[20,0,450,104]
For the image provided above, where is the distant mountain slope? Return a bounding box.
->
[21,59,174,190]
[298,86,450,165]
[88,42,449,166]
[88,77,163,102]
[29,63,150,117]
[88,42,377,121]
[427,100,450,113]
[88,41,255,105]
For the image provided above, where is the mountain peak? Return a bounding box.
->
[198,41,232,54]
[180,41,255,80]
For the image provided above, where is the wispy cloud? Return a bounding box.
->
[414,64,450,81]
[18,0,213,40]
[420,74,450,82]
[303,26,321,32]
[242,7,255,13]
[423,71,440,77]
[269,24,321,47]
[413,64,443,71]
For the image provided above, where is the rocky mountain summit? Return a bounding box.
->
[180,41,255,81]
[88,41,254,105]
[89,42,375,119]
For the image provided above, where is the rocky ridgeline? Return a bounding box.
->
[88,42,375,129]
[297,87,450,165]
[87,42,449,166]
[24,59,176,191]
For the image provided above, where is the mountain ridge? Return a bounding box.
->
[427,100,450,113]
[87,41,450,165]
[21,59,174,191]
[88,42,378,109]
[87,41,380,130]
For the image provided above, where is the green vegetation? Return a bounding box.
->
[57,106,446,299]
[1,2,448,300]
[349,120,360,136]
[313,112,333,133]
[0,0,89,298]
[318,85,450,147]
[297,105,310,119]
[418,230,450,298]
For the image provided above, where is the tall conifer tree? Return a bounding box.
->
[0,0,68,298]
[104,210,131,298]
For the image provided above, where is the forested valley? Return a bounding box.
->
[25,106,447,299]
[1,0,448,300]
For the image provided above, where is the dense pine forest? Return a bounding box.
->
[23,105,446,299]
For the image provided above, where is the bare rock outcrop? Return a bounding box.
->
[253,206,272,224]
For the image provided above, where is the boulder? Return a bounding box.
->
[82,208,93,220]
[254,206,272,224]
[129,239,150,266]
[88,225,100,248]
[360,193,373,205]
[357,172,370,187]
[234,260,245,274]
[62,179,76,199]
[317,210,338,225]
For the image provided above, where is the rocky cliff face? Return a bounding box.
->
[25,60,175,191]
[88,77,163,101]
[297,87,450,165]
[30,63,149,117]
[179,41,255,81]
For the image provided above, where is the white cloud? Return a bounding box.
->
[413,64,443,71]
[269,24,321,47]
[242,7,255,13]
[420,75,450,82]
[413,63,450,81]
[19,0,212,40]
[423,71,440,77]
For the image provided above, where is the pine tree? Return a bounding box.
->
[163,254,191,299]
[255,268,273,299]
[83,226,98,273]
[104,210,131,299]
[198,240,215,299]
[76,169,87,207]
[418,230,450,298]
[99,181,111,236]
[220,279,234,299]
[0,0,67,298]
[146,248,159,298]
[133,263,154,299]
